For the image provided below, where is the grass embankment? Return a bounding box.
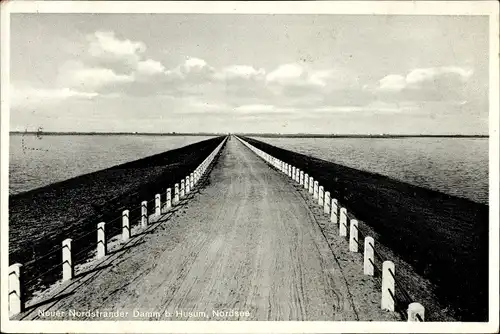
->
[242,136,488,322]
[9,136,226,301]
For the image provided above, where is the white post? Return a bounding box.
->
[309,177,314,194]
[62,238,73,281]
[190,173,194,188]
[185,176,190,194]
[313,181,319,199]
[97,222,106,259]
[288,165,292,177]
[155,194,161,216]
[318,186,324,205]
[364,237,374,276]
[296,169,300,183]
[8,263,24,316]
[166,188,172,209]
[339,207,348,236]
[324,191,331,214]
[331,198,338,223]
[349,219,359,252]
[300,171,304,185]
[122,209,130,242]
[141,201,148,228]
[381,261,395,311]
[174,183,179,203]
[304,173,309,190]
[180,180,185,198]
[292,166,296,180]
[408,303,425,322]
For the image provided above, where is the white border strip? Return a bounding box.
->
[3,1,498,15]
[1,1,499,333]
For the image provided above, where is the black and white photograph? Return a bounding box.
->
[1,1,499,333]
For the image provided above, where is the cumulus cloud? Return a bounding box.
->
[86,31,146,73]
[136,59,166,76]
[265,63,327,89]
[378,74,407,92]
[57,60,134,92]
[216,65,266,81]
[374,66,474,101]
[19,29,475,116]
[174,57,215,79]
[264,63,361,106]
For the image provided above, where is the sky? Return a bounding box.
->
[10,14,489,134]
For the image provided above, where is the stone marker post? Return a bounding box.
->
[97,222,106,259]
[349,219,359,252]
[155,194,161,216]
[180,180,185,198]
[364,237,374,276]
[141,201,148,228]
[408,303,425,322]
[8,263,23,316]
[62,238,73,281]
[324,191,331,214]
[339,208,348,237]
[318,186,324,205]
[331,198,338,223]
[122,209,130,242]
[166,189,172,209]
[381,261,395,311]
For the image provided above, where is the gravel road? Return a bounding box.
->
[17,136,397,321]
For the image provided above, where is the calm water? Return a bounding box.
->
[255,137,489,204]
[9,134,214,195]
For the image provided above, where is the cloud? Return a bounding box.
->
[11,85,98,108]
[20,29,474,116]
[57,61,134,92]
[234,104,295,113]
[374,66,474,101]
[266,63,317,87]
[405,66,473,86]
[174,57,215,80]
[378,74,407,92]
[86,31,146,73]
[216,65,266,81]
[136,59,166,76]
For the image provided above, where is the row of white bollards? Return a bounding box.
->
[8,137,228,317]
[235,136,425,322]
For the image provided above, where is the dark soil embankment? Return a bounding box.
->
[242,136,489,322]
[9,136,226,301]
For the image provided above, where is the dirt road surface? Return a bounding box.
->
[17,136,398,321]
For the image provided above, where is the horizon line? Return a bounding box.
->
[9,131,489,138]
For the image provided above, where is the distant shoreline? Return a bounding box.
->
[9,132,223,137]
[9,132,489,138]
